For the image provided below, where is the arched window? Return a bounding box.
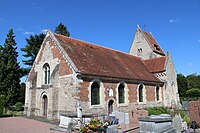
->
[139,84,143,102]
[156,86,160,101]
[118,84,125,103]
[42,95,48,117]
[91,82,100,105]
[43,63,50,84]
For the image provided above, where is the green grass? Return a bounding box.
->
[146,107,170,116]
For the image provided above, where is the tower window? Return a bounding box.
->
[154,44,160,51]
[137,48,143,54]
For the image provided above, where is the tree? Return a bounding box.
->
[21,33,45,72]
[186,73,200,89]
[0,45,5,94]
[0,29,21,106]
[0,95,7,116]
[177,74,188,97]
[186,88,200,97]
[21,23,70,74]
[55,23,70,37]
[18,82,26,103]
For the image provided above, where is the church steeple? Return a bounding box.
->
[129,25,165,59]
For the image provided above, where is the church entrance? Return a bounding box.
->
[108,100,114,114]
[42,95,48,117]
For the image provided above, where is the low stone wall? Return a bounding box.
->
[189,100,200,125]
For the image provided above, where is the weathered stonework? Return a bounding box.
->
[129,27,163,59]
[25,32,79,119]
[129,26,180,107]
[25,28,179,120]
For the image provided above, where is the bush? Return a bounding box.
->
[146,107,170,116]
[15,102,24,111]
[183,115,191,126]
[0,95,6,116]
[186,88,200,97]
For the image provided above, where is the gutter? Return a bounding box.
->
[78,73,164,86]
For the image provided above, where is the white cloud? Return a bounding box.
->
[188,63,194,66]
[0,17,5,23]
[169,19,177,23]
[32,2,37,5]
[41,29,48,33]
[23,31,34,35]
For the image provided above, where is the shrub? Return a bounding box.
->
[15,102,24,111]
[0,95,6,116]
[183,115,191,126]
[146,107,170,116]
[186,88,200,97]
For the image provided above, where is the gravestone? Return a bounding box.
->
[129,109,148,124]
[110,111,129,124]
[172,114,182,133]
[182,101,189,116]
[139,114,176,133]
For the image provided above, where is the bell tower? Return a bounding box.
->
[129,25,165,59]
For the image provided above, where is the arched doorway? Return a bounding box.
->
[42,95,48,117]
[108,100,114,115]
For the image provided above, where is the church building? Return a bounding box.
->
[25,25,180,119]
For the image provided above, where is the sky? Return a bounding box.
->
[0,0,200,82]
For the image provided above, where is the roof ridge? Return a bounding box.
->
[139,29,165,55]
[149,32,165,54]
[143,56,166,61]
[54,33,142,60]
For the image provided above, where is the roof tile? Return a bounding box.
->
[141,30,165,55]
[54,33,162,83]
[142,57,166,73]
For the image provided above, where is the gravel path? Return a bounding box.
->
[0,117,62,133]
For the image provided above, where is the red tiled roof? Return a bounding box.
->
[54,34,162,83]
[142,57,166,73]
[141,30,165,55]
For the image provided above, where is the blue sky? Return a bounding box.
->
[0,0,200,82]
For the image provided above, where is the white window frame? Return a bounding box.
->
[89,79,105,109]
[137,84,146,104]
[116,82,129,107]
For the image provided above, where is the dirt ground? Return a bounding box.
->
[0,117,61,133]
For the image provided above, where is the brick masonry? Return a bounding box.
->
[129,26,180,107]
[79,79,163,115]
[189,100,200,126]
[25,30,178,120]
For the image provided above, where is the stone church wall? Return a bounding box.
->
[156,54,180,107]
[26,33,79,119]
[26,30,167,120]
